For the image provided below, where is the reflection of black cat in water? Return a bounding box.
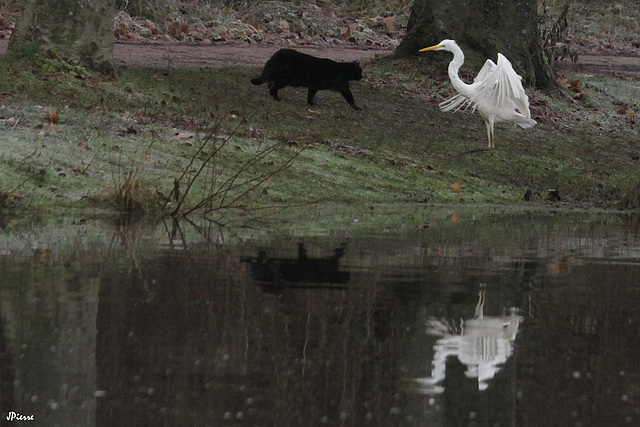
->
[251,49,363,110]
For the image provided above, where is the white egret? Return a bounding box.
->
[420,40,536,148]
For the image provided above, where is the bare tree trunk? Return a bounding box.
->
[395,0,554,89]
[9,0,115,73]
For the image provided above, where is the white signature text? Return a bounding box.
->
[6,411,35,421]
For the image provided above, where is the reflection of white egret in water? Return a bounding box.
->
[419,290,523,393]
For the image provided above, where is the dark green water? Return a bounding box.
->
[1,206,638,426]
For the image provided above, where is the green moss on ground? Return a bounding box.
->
[0,53,638,217]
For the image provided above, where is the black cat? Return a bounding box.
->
[251,49,363,110]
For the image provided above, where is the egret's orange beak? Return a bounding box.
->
[419,45,441,52]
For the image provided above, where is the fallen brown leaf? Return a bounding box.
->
[42,111,60,124]
[175,132,194,140]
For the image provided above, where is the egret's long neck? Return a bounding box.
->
[447,44,471,97]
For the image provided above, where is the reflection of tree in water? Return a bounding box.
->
[517,262,640,426]
[96,242,400,426]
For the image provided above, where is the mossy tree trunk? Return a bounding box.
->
[395,0,554,89]
[9,0,115,74]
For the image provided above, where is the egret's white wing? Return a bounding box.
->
[474,59,497,84]
[439,93,475,112]
[469,53,534,124]
[439,59,496,113]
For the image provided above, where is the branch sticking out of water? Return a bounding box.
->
[167,108,305,218]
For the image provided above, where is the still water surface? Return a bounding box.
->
[0,206,638,426]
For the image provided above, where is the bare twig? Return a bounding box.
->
[168,107,305,218]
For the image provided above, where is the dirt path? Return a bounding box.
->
[0,38,391,68]
[1,38,639,75]
[113,41,392,68]
[554,54,640,77]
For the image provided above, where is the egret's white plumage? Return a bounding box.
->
[420,39,536,148]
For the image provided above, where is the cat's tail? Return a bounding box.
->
[251,75,265,85]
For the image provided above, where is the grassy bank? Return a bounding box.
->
[0,48,638,217]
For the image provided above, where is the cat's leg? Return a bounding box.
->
[339,87,360,110]
[307,89,318,105]
[268,82,283,101]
